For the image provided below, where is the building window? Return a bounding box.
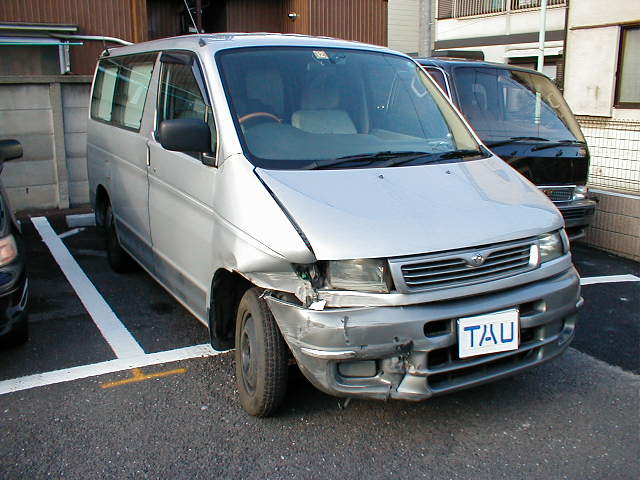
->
[615,26,640,108]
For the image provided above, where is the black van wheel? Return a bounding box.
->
[104,204,138,273]
[235,288,288,417]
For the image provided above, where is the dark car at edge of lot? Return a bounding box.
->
[0,140,29,347]
[418,57,598,239]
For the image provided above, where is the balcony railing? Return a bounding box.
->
[438,0,565,19]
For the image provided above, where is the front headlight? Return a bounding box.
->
[0,234,17,267]
[326,259,392,293]
[538,231,566,263]
[573,185,588,201]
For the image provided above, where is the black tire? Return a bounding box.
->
[104,204,138,273]
[0,316,28,347]
[235,288,288,417]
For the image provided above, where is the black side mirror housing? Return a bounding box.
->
[0,139,23,162]
[157,119,212,154]
[0,139,23,174]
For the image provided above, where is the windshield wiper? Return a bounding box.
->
[302,151,431,170]
[435,148,487,160]
[530,139,587,151]
[383,148,487,168]
[485,136,550,148]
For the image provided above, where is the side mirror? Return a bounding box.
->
[0,139,22,174]
[157,119,212,154]
[0,139,22,162]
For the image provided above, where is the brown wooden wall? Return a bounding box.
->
[147,0,181,40]
[0,0,387,75]
[225,0,284,33]
[0,0,147,75]
[310,0,387,46]
[281,0,311,35]
[224,0,387,46]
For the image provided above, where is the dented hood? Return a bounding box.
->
[256,156,562,260]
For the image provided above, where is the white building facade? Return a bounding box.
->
[563,0,639,120]
[434,0,567,79]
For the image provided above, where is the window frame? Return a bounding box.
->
[155,50,219,162]
[422,66,452,98]
[90,52,158,132]
[614,24,640,109]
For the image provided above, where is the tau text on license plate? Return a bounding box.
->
[457,309,519,359]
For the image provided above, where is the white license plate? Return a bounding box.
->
[457,309,519,359]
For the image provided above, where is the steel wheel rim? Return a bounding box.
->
[240,313,257,394]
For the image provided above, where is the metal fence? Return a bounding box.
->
[439,0,565,19]
[578,117,640,195]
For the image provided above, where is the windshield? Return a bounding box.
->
[217,47,482,169]
[453,67,585,144]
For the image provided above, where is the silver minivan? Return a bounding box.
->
[87,34,581,416]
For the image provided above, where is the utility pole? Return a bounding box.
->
[537,0,548,72]
[196,0,203,33]
[419,0,434,57]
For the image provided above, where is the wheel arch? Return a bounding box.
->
[94,184,110,227]
[208,268,252,350]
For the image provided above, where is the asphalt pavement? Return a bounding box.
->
[0,212,638,479]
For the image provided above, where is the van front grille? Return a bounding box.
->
[541,187,574,203]
[390,240,535,293]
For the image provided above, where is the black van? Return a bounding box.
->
[418,58,596,239]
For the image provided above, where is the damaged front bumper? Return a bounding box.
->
[265,268,581,401]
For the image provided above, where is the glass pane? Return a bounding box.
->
[217,47,481,170]
[91,62,118,122]
[453,66,584,143]
[91,54,155,129]
[121,61,155,129]
[159,61,216,151]
[425,68,449,95]
[618,27,640,104]
[112,54,155,130]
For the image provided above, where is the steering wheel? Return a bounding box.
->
[238,112,282,124]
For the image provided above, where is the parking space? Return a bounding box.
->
[1,211,638,478]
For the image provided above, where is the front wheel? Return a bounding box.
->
[235,288,288,417]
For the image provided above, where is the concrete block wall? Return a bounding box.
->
[0,76,92,212]
[62,83,91,206]
[0,82,58,210]
[583,190,640,262]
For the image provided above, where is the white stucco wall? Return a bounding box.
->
[563,0,640,119]
[568,0,640,28]
[388,0,421,54]
[563,27,619,117]
[436,6,566,41]
[434,5,567,64]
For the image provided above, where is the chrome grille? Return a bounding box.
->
[391,240,535,292]
[541,187,574,203]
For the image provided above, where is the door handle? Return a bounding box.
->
[146,146,151,167]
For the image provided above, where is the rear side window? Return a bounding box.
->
[91,53,156,131]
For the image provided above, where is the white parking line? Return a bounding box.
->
[580,274,640,286]
[31,216,145,358]
[0,344,225,395]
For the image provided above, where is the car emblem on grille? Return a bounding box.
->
[469,253,485,266]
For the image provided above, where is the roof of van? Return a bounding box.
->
[416,57,545,76]
[101,32,396,58]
